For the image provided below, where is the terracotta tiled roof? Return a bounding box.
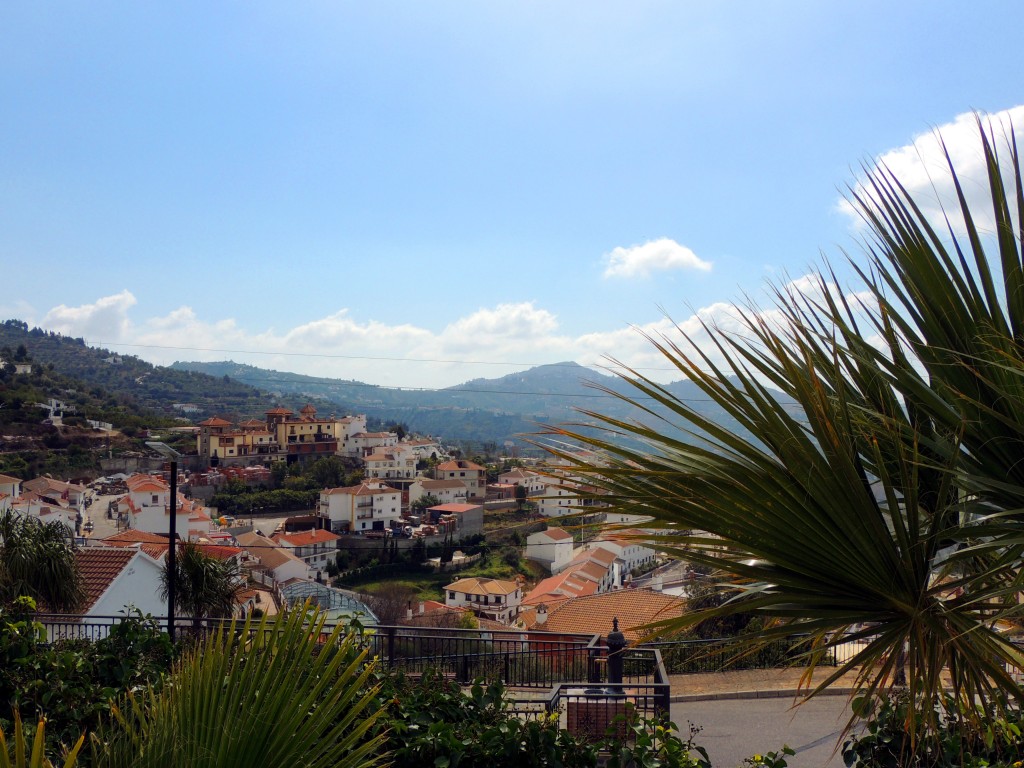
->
[75,548,138,611]
[0,473,22,485]
[524,568,598,605]
[436,460,485,472]
[570,546,617,568]
[274,529,340,547]
[323,482,398,497]
[429,503,481,514]
[445,577,519,596]
[102,530,172,560]
[537,527,572,542]
[198,417,233,427]
[576,562,609,582]
[265,407,294,416]
[541,590,686,642]
[236,533,306,571]
[195,543,243,561]
[125,474,168,492]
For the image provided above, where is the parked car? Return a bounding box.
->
[83,520,94,533]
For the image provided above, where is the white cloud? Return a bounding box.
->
[839,106,1024,235]
[42,290,137,341]
[602,237,711,279]
[35,279,870,391]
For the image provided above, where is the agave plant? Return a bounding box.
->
[91,604,388,768]
[544,116,1024,735]
[0,712,82,768]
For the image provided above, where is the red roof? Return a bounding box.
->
[274,529,340,547]
[436,460,486,472]
[198,417,233,427]
[429,503,481,514]
[538,527,572,542]
[75,548,138,611]
[541,590,686,642]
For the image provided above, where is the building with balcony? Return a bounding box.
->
[197,407,372,466]
[272,528,340,576]
[434,460,487,499]
[117,474,212,540]
[317,480,403,534]
[444,577,522,624]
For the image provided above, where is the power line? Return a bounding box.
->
[87,340,725,405]
[88,340,685,373]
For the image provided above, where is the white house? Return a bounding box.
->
[350,431,399,458]
[364,449,417,480]
[334,414,369,458]
[40,547,167,640]
[22,477,87,511]
[434,460,487,499]
[317,481,403,534]
[443,577,522,624]
[599,532,657,579]
[273,528,340,576]
[525,527,575,574]
[118,474,212,540]
[235,532,309,584]
[408,478,468,506]
[497,468,547,495]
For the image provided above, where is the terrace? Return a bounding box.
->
[32,612,861,737]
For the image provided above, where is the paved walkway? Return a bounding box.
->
[670,666,864,701]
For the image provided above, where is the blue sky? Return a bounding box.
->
[2,2,1023,388]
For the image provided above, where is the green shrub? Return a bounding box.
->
[842,692,1024,767]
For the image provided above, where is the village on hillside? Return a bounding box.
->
[0,402,686,639]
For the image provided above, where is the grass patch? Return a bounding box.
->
[354,553,542,602]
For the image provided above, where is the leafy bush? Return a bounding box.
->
[0,602,172,760]
[843,692,1024,768]
[369,668,707,768]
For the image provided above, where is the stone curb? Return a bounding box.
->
[671,686,859,703]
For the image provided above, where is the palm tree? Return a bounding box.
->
[159,541,243,633]
[544,116,1024,736]
[92,604,388,768]
[0,511,84,612]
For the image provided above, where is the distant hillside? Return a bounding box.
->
[0,318,783,450]
[0,320,332,422]
[170,360,762,448]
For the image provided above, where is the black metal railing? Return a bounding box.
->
[641,635,836,674]
[32,614,693,719]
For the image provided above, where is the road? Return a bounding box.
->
[672,696,856,768]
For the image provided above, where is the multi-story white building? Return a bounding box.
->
[434,460,487,499]
[444,577,522,624]
[118,474,212,540]
[317,481,403,534]
[497,468,547,495]
[364,446,417,480]
[408,478,468,506]
[273,528,340,576]
[599,532,657,579]
[525,527,575,574]
[350,431,400,458]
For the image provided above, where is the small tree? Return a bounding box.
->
[0,511,84,611]
[161,542,243,633]
[513,483,528,513]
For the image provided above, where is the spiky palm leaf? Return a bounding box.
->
[543,116,1024,734]
[92,604,388,768]
[159,541,243,630]
[0,512,84,612]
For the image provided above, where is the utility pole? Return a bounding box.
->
[167,461,177,639]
